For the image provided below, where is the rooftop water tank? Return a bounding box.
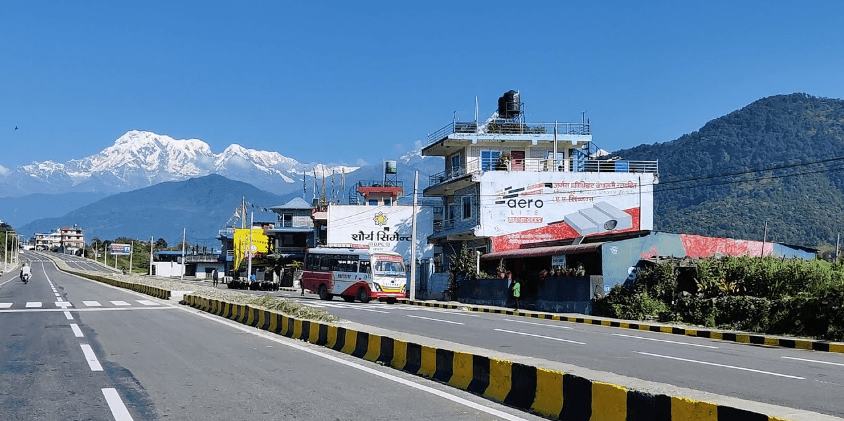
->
[497,90,521,119]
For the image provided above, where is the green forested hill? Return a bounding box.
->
[614,93,844,249]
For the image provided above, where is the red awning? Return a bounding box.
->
[481,242,604,260]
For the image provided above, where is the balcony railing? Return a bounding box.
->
[427,121,590,143]
[429,157,658,188]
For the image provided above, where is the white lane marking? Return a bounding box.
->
[110,301,131,306]
[56,297,64,302]
[136,300,159,306]
[634,351,805,379]
[70,324,84,338]
[54,293,61,297]
[178,308,531,421]
[26,302,42,308]
[83,301,102,307]
[0,303,11,309]
[55,302,73,308]
[102,388,134,421]
[782,356,844,367]
[407,314,464,325]
[64,311,73,320]
[613,333,718,349]
[494,328,586,345]
[80,344,103,371]
[503,318,573,329]
[0,307,177,314]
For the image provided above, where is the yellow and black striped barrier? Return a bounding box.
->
[397,299,844,355]
[182,294,795,420]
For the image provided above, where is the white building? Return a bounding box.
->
[421,91,659,295]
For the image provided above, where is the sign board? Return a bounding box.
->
[479,171,656,252]
[233,228,269,270]
[326,204,434,261]
[110,243,131,255]
[551,254,567,267]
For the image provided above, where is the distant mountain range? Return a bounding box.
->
[0,130,442,233]
[17,175,283,245]
[0,130,359,198]
[615,93,844,248]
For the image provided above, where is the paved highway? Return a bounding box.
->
[242,288,844,418]
[1,253,546,420]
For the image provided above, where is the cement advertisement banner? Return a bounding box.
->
[109,243,131,255]
[327,204,434,261]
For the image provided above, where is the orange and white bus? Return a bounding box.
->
[302,245,406,303]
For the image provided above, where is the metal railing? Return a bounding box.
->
[427,121,590,143]
[428,157,658,188]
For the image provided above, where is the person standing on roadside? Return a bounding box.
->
[212,269,219,287]
[512,277,521,311]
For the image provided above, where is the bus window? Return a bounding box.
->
[374,260,406,275]
[359,260,371,274]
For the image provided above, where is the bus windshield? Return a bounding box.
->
[373,256,405,276]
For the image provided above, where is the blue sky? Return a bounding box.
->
[2,1,844,169]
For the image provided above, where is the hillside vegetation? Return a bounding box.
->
[615,93,844,249]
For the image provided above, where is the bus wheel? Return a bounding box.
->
[356,288,370,303]
[342,296,354,303]
[318,285,331,301]
[386,297,397,304]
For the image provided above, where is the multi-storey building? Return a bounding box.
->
[422,91,659,274]
[60,225,85,250]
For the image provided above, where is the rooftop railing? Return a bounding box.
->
[428,157,658,189]
[427,121,590,144]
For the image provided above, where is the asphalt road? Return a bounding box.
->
[238,288,844,418]
[0,253,546,421]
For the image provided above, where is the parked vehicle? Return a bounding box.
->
[302,245,406,303]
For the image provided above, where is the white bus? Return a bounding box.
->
[302,245,406,303]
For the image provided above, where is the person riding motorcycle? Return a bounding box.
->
[20,263,32,282]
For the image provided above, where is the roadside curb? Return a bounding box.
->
[182,293,809,421]
[398,299,844,355]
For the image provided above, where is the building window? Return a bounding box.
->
[282,214,293,227]
[481,150,501,171]
[369,199,378,206]
[462,196,472,220]
[450,155,461,176]
[384,198,392,206]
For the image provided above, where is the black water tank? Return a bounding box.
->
[497,90,521,119]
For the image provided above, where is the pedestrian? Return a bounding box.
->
[212,269,219,287]
[300,277,305,296]
[512,277,521,311]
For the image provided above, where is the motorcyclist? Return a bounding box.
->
[20,263,32,282]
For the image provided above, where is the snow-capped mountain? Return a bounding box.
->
[0,130,359,196]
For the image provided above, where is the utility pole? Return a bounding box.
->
[149,236,154,275]
[410,171,418,301]
[247,211,254,282]
[760,220,768,259]
[181,228,186,280]
[129,241,134,274]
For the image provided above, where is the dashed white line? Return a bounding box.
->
[782,356,844,367]
[83,301,102,307]
[110,301,131,306]
[635,351,805,379]
[494,328,586,345]
[407,314,464,325]
[102,388,134,421]
[80,344,103,371]
[25,302,42,308]
[70,324,84,338]
[613,333,718,349]
[503,318,573,329]
[0,303,11,309]
[64,311,73,320]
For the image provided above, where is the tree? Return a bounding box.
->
[155,238,168,249]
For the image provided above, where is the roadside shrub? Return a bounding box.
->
[714,296,772,333]
[674,294,716,327]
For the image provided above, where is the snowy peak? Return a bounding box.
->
[2,130,361,196]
